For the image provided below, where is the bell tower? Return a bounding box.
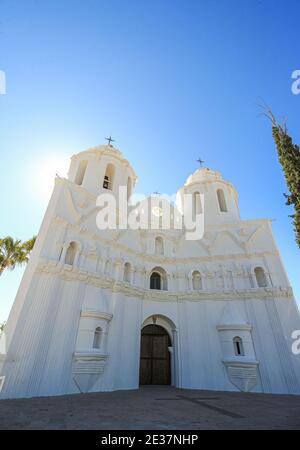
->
[177,167,240,226]
[68,142,137,202]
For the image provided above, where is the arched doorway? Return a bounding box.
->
[139,324,171,385]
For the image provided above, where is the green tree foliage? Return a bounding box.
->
[0,236,36,276]
[263,108,300,248]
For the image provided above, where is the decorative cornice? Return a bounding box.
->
[80,310,113,321]
[35,261,294,302]
[217,324,252,331]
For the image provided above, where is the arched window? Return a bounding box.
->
[155,236,164,256]
[127,176,132,201]
[65,241,77,265]
[192,271,202,290]
[217,189,227,212]
[193,191,202,220]
[150,267,167,290]
[103,163,115,190]
[75,160,88,185]
[93,327,102,349]
[150,272,161,290]
[123,262,131,282]
[233,336,244,356]
[254,267,268,287]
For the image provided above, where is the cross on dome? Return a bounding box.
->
[105,136,115,147]
[196,157,205,167]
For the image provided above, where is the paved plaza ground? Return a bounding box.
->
[0,386,300,430]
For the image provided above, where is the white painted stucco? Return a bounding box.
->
[0,143,300,398]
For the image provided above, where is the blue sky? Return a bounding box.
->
[0,0,299,322]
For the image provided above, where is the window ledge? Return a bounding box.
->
[73,351,108,362]
[222,358,259,367]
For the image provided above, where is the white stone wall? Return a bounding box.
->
[0,144,299,399]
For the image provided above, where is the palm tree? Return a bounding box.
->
[22,236,37,254]
[0,236,36,276]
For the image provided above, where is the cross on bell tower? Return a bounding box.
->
[196,157,205,167]
[105,136,115,147]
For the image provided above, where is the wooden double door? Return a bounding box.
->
[139,324,171,385]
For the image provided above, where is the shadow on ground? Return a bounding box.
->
[0,386,300,430]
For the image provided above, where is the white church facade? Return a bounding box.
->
[0,143,300,398]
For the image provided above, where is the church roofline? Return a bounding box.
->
[178,167,239,200]
[72,144,138,181]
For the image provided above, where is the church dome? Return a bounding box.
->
[72,144,137,180]
[74,144,122,162]
[177,166,240,226]
[184,167,223,186]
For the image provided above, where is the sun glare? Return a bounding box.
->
[31,154,70,201]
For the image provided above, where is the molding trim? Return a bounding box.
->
[222,359,259,367]
[217,324,252,331]
[80,310,113,321]
[73,351,109,362]
[35,261,294,302]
